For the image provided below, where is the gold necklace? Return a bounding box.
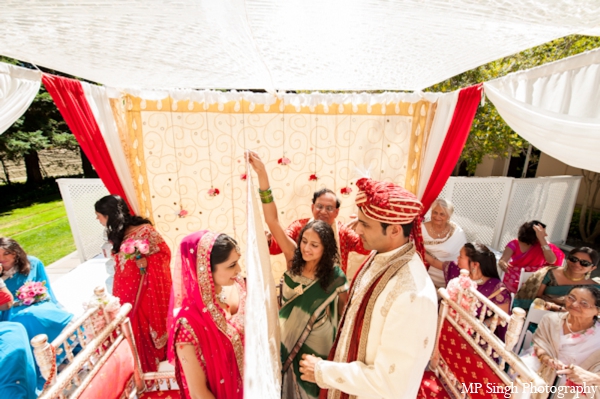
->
[430,224,449,238]
[564,268,585,282]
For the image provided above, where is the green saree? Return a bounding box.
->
[280,265,348,399]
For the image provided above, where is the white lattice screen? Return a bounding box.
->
[60,175,581,263]
[499,176,582,249]
[57,178,109,262]
[434,176,581,251]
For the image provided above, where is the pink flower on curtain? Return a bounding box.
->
[340,187,352,195]
[208,188,220,196]
[240,173,247,181]
[178,209,189,218]
[309,174,318,181]
[278,157,291,165]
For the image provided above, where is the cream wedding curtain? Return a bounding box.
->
[484,47,600,173]
[0,62,40,135]
[244,175,282,398]
[108,90,455,277]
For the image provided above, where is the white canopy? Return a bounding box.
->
[0,63,40,134]
[484,47,600,173]
[0,0,599,91]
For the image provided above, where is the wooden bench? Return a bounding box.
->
[31,287,179,399]
[419,270,546,399]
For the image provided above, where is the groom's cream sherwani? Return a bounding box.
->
[315,242,438,399]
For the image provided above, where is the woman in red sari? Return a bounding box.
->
[499,220,564,294]
[95,195,172,372]
[167,230,245,399]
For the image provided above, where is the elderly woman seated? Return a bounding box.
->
[499,220,565,294]
[422,198,467,288]
[521,286,600,397]
[514,247,600,311]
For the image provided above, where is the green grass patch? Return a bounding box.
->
[0,199,75,266]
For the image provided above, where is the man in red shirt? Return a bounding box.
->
[268,188,371,275]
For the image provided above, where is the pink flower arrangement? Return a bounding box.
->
[309,174,318,181]
[208,188,220,196]
[446,272,477,332]
[278,157,291,166]
[178,209,188,218]
[16,281,49,306]
[340,187,352,195]
[120,238,150,274]
[240,173,247,181]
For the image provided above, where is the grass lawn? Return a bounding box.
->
[0,196,76,266]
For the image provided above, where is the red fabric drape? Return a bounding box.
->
[42,74,131,209]
[420,84,482,213]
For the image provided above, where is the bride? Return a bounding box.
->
[168,231,246,399]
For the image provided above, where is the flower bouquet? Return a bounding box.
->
[120,238,150,274]
[446,271,477,333]
[15,281,50,307]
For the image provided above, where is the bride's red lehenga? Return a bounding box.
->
[167,230,246,399]
[113,224,173,372]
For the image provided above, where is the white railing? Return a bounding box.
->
[57,178,108,262]
[435,175,582,250]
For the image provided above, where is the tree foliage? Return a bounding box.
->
[0,56,77,184]
[425,35,600,174]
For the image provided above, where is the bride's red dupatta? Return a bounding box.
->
[167,230,245,399]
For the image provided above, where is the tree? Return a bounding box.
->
[425,35,600,174]
[0,57,77,184]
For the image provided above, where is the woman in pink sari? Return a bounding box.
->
[499,220,564,294]
[168,230,246,399]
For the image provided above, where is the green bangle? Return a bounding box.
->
[259,188,272,197]
[261,195,274,204]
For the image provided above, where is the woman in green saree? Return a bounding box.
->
[514,247,600,311]
[248,151,349,399]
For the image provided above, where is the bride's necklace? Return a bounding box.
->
[216,288,227,304]
[564,268,585,282]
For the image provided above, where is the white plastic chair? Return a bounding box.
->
[514,304,551,355]
[517,269,535,293]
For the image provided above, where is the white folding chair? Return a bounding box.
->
[514,304,551,355]
[517,269,535,293]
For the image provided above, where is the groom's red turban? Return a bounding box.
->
[355,178,425,262]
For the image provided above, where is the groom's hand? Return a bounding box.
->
[299,354,322,383]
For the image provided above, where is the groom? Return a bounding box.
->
[299,178,438,399]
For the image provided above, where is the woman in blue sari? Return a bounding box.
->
[0,321,37,398]
[0,237,73,389]
[0,274,37,398]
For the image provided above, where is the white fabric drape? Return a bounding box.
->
[81,83,140,214]
[484,48,600,173]
[0,1,598,91]
[417,91,459,199]
[0,62,41,135]
[244,174,281,398]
